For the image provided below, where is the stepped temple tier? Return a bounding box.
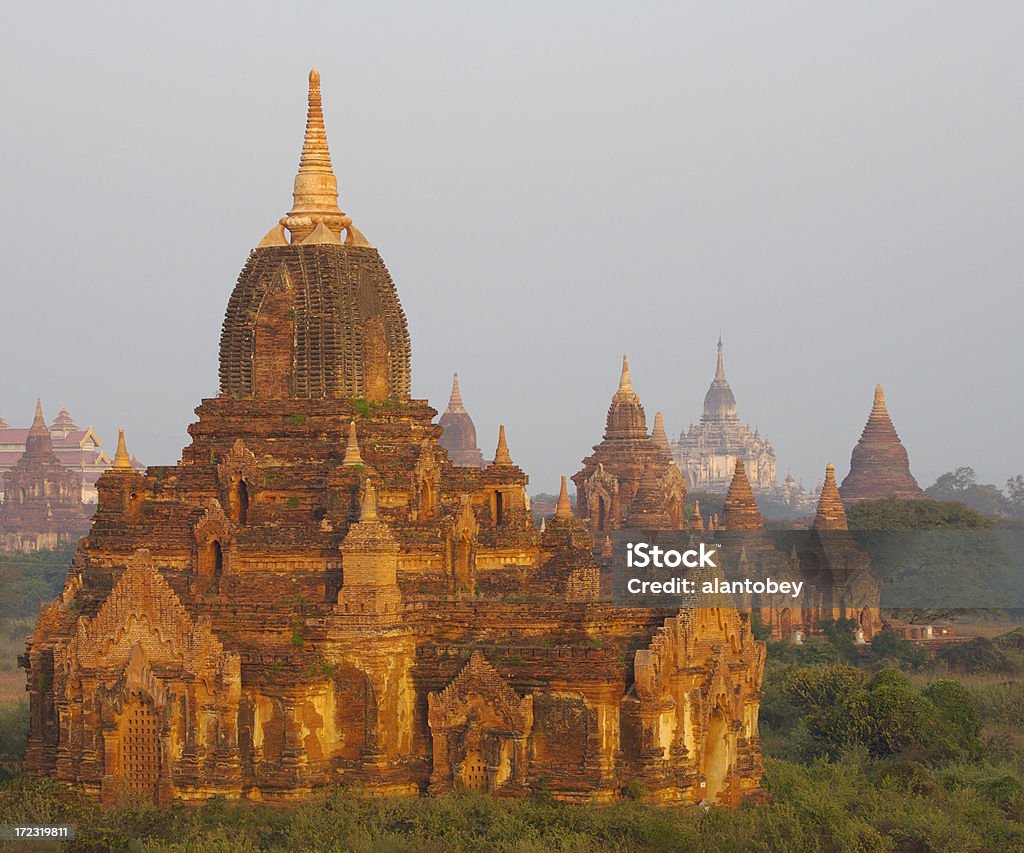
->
[23,71,766,807]
[674,339,777,493]
[839,385,925,506]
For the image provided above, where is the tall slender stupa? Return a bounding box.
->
[839,385,924,506]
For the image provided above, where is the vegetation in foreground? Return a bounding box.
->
[0,748,1022,853]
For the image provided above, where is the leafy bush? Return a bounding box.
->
[870,628,929,669]
[774,664,983,762]
[939,637,1016,674]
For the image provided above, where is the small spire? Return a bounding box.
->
[689,499,705,531]
[722,458,764,530]
[555,475,573,520]
[342,421,364,466]
[814,462,848,530]
[280,69,352,242]
[493,424,513,466]
[715,338,726,381]
[447,373,466,414]
[872,384,887,415]
[651,412,670,451]
[618,355,634,394]
[360,479,378,521]
[112,428,132,470]
[32,399,45,426]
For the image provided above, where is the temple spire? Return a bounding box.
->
[651,412,670,451]
[447,373,466,414]
[555,475,573,520]
[872,384,887,416]
[112,428,133,471]
[618,355,634,395]
[689,499,704,531]
[814,463,847,530]
[342,421,364,467]
[493,425,513,466]
[722,458,764,530]
[360,479,378,521]
[715,337,726,381]
[30,399,46,433]
[281,69,352,242]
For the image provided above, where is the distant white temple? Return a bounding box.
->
[673,339,777,491]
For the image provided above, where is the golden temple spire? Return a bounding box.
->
[651,412,670,451]
[360,479,378,521]
[722,458,764,530]
[30,398,46,433]
[618,354,634,395]
[447,373,466,414]
[814,462,848,530]
[112,428,133,470]
[281,69,352,243]
[493,424,513,466]
[342,421,364,467]
[690,499,704,531]
[555,475,573,520]
[872,384,887,415]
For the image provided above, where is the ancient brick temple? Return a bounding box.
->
[1,401,92,552]
[572,357,687,541]
[438,374,486,468]
[22,70,765,807]
[707,460,880,641]
[839,385,924,506]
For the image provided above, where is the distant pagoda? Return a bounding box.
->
[1,400,92,551]
[839,385,924,506]
[438,374,486,467]
[573,356,686,537]
[674,339,777,493]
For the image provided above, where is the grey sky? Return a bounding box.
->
[1,2,1021,495]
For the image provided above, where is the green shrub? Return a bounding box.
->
[870,627,930,669]
[939,637,1017,674]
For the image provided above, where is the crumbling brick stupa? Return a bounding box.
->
[22,70,765,808]
[840,385,925,506]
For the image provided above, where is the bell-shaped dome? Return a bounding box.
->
[218,70,411,402]
[702,339,738,422]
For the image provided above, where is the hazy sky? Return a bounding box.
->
[1,2,1021,495]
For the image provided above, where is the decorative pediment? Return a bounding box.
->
[58,549,234,679]
[194,498,231,545]
[585,462,618,498]
[451,497,479,543]
[428,651,533,734]
[217,439,260,486]
[414,440,439,481]
[841,566,882,609]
